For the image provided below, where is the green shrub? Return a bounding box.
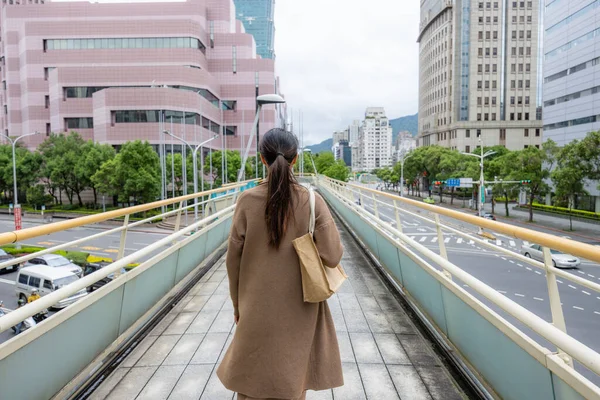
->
[528,203,600,220]
[0,245,90,265]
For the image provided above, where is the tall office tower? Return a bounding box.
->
[359,107,393,170]
[417,0,543,152]
[332,130,348,146]
[234,0,275,59]
[543,0,600,210]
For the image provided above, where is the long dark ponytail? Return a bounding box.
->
[259,128,299,249]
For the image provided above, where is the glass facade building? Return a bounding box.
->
[234,0,275,59]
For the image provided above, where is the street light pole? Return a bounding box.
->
[165,131,218,222]
[462,138,496,217]
[237,94,286,183]
[0,131,41,230]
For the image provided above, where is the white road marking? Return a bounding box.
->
[534,297,544,301]
[48,240,63,243]
[501,257,507,261]
[496,239,502,246]
[582,291,591,296]
[573,306,584,311]
[595,311,600,315]
[517,263,523,267]
[431,237,438,243]
[498,290,507,294]
[578,271,586,275]
[509,260,515,264]
[568,285,577,289]
[535,271,542,275]
[526,267,532,271]
[509,240,516,247]
[482,249,488,252]
[409,236,416,241]
[557,279,564,284]
[469,240,475,245]
[444,238,451,243]
[494,254,500,257]
[0,278,15,285]
[589,274,596,278]
[419,237,427,243]
[523,241,530,246]
[134,242,151,246]
[457,238,463,244]
[515,293,525,297]
[463,284,469,287]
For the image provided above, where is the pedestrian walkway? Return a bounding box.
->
[89,218,467,399]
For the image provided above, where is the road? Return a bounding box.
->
[0,219,175,344]
[355,188,600,384]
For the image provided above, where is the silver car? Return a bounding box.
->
[23,254,83,277]
[521,244,581,268]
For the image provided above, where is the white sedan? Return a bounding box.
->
[521,243,581,268]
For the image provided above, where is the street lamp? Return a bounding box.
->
[398,151,414,198]
[237,94,286,182]
[0,131,41,230]
[462,138,496,217]
[164,131,219,222]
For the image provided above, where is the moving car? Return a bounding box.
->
[521,243,581,268]
[15,265,87,309]
[84,261,126,292]
[0,249,18,272]
[23,254,82,277]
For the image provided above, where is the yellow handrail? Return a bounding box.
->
[0,180,256,246]
[322,176,600,264]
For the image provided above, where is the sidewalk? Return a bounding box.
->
[397,190,600,243]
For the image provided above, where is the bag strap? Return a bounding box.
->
[308,187,316,236]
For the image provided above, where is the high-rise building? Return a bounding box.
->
[0,0,282,153]
[333,140,352,167]
[393,131,417,163]
[358,107,393,171]
[417,0,543,152]
[348,120,361,144]
[234,0,276,59]
[332,130,348,146]
[543,0,600,208]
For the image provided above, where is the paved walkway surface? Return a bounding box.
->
[90,218,467,400]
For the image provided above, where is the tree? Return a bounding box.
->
[552,141,588,231]
[293,152,316,175]
[81,142,115,207]
[91,140,161,206]
[314,152,335,174]
[323,159,349,182]
[204,150,251,188]
[575,131,600,189]
[0,144,42,203]
[26,184,51,208]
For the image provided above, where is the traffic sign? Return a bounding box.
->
[446,178,460,187]
[459,178,474,188]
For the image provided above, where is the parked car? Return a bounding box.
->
[521,243,581,268]
[0,249,18,272]
[15,266,87,309]
[84,261,126,292]
[423,197,435,204]
[482,213,496,221]
[23,254,82,277]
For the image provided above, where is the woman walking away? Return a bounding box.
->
[217,128,344,400]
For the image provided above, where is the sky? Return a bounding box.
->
[275,0,420,146]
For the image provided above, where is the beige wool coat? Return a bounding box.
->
[217,183,344,399]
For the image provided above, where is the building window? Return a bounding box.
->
[478,97,482,105]
[232,46,237,74]
[477,113,482,121]
[485,81,490,89]
[45,37,206,53]
[525,96,530,105]
[511,96,515,105]
[525,112,530,120]
[45,95,49,109]
[478,64,483,73]
[512,31,517,39]
[493,31,498,39]
[479,31,484,40]
[4,105,7,115]
[46,123,51,136]
[511,64,516,73]
[510,113,515,120]
[525,80,530,88]
[477,129,482,137]
[466,129,470,138]
[492,113,496,120]
[518,113,522,120]
[526,63,531,72]
[493,64,497,72]
[485,113,489,121]
[492,81,497,89]
[466,145,471,153]
[527,30,531,39]
[65,117,93,130]
[519,30,524,39]
[511,80,516,89]
[224,126,237,136]
[524,128,529,137]
[44,67,56,81]
[500,129,506,140]
[492,96,497,105]
[535,129,540,136]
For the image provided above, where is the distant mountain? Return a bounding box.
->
[389,113,418,139]
[305,138,333,154]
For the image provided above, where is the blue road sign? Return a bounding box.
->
[446,178,460,187]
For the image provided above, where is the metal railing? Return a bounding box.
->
[317,175,600,399]
[0,180,255,333]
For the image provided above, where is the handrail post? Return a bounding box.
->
[543,246,573,367]
[114,214,130,278]
[358,188,364,209]
[173,201,184,243]
[371,193,379,219]
[393,199,403,234]
[434,214,452,280]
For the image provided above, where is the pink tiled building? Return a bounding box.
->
[0,0,285,155]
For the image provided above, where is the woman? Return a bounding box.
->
[217,128,344,400]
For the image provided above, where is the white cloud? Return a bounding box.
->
[275,0,420,145]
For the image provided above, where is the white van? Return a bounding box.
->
[15,266,87,309]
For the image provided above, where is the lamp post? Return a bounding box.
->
[462,138,496,217]
[398,151,413,198]
[237,94,286,182]
[0,131,41,230]
[164,131,219,222]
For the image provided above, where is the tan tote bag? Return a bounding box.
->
[292,187,347,303]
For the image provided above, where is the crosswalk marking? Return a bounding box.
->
[523,241,530,246]
[431,237,438,243]
[509,240,516,247]
[444,238,451,243]
[469,240,475,245]
[419,237,427,243]
[457,238,463,244]
[496,239,502,246]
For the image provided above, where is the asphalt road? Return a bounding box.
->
[355,188,600,384]
[0,219,175,344]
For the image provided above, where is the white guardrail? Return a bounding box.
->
[318,176,600,399]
